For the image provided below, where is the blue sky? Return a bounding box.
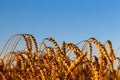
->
[0,0,120,56]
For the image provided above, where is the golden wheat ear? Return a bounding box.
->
[0,34,120,79]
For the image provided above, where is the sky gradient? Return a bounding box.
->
[0,0,120,56]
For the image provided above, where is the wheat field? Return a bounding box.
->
[0,34,120,80]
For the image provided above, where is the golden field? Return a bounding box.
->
[0,34,120,80]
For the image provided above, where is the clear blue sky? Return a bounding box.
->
[0,0,120,56]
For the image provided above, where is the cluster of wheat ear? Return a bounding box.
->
[0,34,120,80]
